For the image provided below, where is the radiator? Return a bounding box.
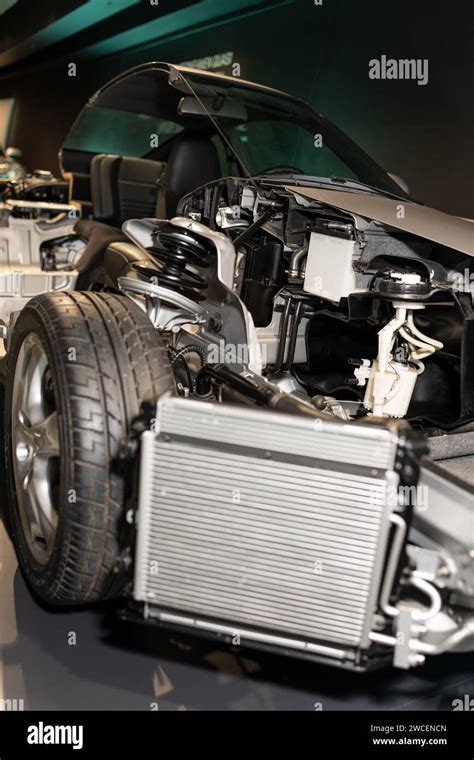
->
[133,397,401,660]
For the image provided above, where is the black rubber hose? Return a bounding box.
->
[274,297,292,372]
[286,299,304,370]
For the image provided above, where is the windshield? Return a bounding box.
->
[176,70,406,197]
[233,120,360,178]
[61,64,406,200]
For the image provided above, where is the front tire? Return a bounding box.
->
[4,292,174,604]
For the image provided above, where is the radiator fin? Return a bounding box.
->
[134,399,400,649]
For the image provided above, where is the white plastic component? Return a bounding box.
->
[303,231,357,302]
[370,305,408,416]
[357,302,444,418]
[364,360,419,418]
[391,272,422,285]
[354,359,371,386]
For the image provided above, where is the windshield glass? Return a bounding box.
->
[176,71,406,197]
[233,120,357,178]
[64,106,184,157]
[62,65,405,199]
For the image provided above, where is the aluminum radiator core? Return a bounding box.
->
[134,397,401,656]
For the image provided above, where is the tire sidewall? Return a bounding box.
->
[5,304,100,600]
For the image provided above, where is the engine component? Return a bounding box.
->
[354,301,444,418]
[255,297,308,368]
[122,217,262,374]
[40,235,86,271]
[273,296,306,372]
[146,222,212,301]
[373,270,432,298]
[288,245,307,279]
[196,363,332,418]
[303,229,358,302]
[0,201,78,341]
[2,170,69,204]
[215,205,248,230]
[363,359,420,419]
[239,237,284,327]
[133,394,413,669]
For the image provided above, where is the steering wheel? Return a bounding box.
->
[259,165,305,175]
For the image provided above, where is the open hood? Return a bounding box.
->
[286,185,474,256]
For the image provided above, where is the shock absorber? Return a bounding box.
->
[137,222,213,301]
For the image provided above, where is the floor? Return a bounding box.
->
[437,456,474,486]
[0,386,473,711]
[2,522,474,711]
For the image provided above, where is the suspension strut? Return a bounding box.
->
[134,222,214,301]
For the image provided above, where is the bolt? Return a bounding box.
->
[209,314,223,332]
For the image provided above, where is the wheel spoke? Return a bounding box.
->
[18,342,48,425]
[11,332,59,564]
[32,411,60,458]
[20,471,43,541]
[15,451,33,486]
[28,459,58,551]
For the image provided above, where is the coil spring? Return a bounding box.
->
[143,223,212,301]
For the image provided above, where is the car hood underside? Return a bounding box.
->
[286,185,474,256]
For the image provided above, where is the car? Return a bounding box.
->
[0,62,472,672]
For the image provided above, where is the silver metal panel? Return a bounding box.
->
[411,463,474,594]
[286,185,474,257]
[134,398,400,649]
[155,397,398,469]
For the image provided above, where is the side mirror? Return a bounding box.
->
[5,146,22,160]
[388,172,410,195]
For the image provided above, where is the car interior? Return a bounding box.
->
[71,129,224,287]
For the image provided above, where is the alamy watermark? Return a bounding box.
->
[452,695,474,711]
[369,55,429,86]
[0,698,24,711]
[450,268,474,294]
[207,340,266,367]
[370,483,430,512]
[27,722,83,750]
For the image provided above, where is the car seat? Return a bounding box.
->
[74,134,221,285]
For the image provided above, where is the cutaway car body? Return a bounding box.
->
[1,63,473,672]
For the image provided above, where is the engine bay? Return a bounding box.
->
[117,176,474,433]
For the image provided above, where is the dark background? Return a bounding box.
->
[0,0,473,216]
